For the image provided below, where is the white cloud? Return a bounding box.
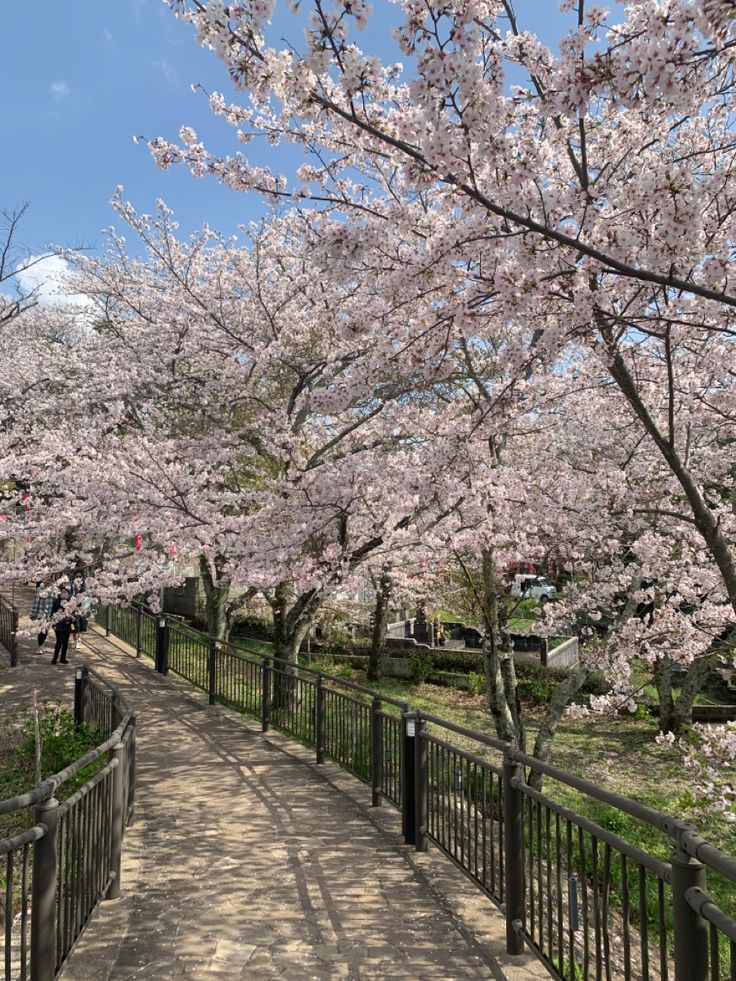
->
[49,79,71,100]
[154,60,177,83]
[15,254,92,312]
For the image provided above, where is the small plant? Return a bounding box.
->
[335,659,355,680]
[411,653,434,684]
[468,671,485,696]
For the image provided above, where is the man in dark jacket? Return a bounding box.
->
[50,587,74,664]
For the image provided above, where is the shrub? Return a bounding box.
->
[468,671,485,696]
[411,653,434,684]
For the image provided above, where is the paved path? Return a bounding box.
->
[1,592,545,980]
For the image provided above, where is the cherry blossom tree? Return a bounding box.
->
[156,0,736,622]
[60,196,451,659]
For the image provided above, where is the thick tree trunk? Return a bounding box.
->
[656,627,734,734]
[367,569,391,682]
[266,580,323,708]
[529,668,589,791]
[199,555,230,642]
[480,549,523,747]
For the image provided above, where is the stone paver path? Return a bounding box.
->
[1,591,546,980]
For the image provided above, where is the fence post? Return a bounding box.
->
[156,617,169,675]
[402,712,417,845]
[539,637,549,668]
[503,752,525,955]
[671,847,708,981]
[127,720,136,824]
[370,695,382,807]
[10,605,18,667]
[74,664,87,729]
[104,604,110,637]
[208,638,217,706]
[261,657,272,732]
[107,742,125,901]
[316,675,326,764]
[135,605,142,657]
[414,712,428,852]
[31,794,58,981]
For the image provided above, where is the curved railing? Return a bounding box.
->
[0,594,18,666]
[99,603,735,981]
[1,667,135,981]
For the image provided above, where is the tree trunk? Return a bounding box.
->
[199,555,230,642]
[367,569,391,682]
[529,667,589,791]
[480,548,523,747]
[656,627,735,734]
[266,580,323,709]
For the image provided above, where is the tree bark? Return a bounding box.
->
[367,568,391,682]
[199,555,230,642]
[480,548,522,746]
[265,580,324,708]
[529,667,589,790]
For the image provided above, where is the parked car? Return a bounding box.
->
[510,575,557,603]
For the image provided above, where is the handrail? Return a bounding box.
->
[100,603,736,981]
[0,662,136,981]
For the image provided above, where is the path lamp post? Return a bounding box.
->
[403,712,417,845]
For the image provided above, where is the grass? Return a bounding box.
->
[339,665,735,966]
[104,613,736,971]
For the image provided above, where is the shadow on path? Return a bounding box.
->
[2,592,545,980]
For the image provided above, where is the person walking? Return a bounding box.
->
[50,587,74,665]
[30,579,55,655]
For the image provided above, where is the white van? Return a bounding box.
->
[510,575,557,602]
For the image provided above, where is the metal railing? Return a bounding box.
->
[99,606,736,981]
[0,595,18,667]
[1,667,135,981]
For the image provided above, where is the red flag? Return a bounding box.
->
[134,534,142,552]
[170,542,177,558]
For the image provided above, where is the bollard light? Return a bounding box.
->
[75,666,83,680]
[406,717,416,737]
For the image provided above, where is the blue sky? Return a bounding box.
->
[1,1,620,261]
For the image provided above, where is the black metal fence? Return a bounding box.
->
[1,667,135,981]
[0,594,18,667]
[99,605,736,981]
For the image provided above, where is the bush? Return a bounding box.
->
[231,616,274,642]
[429,649,484,673]
[411,653,434,684]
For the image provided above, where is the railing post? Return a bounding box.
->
[316,675,326,764]
[10,605,18,667]
[208,638,217,706]
[370,695,382,807]
[104,604,110,637]
[107,741,125,901]
[671,847,708,981]
[135,604,142,657]
[503,752,525,955]
[31,794,58,981]
[402,712,417,845]
[414,712,428,851]
[156,617,169,675]
[261,657,272,732]
[74,664,88,730]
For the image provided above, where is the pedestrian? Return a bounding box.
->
[71,575,91,651]
[30,578,55,655]
[50,587,74,665]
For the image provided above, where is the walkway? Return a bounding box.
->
[1,592,545,980]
